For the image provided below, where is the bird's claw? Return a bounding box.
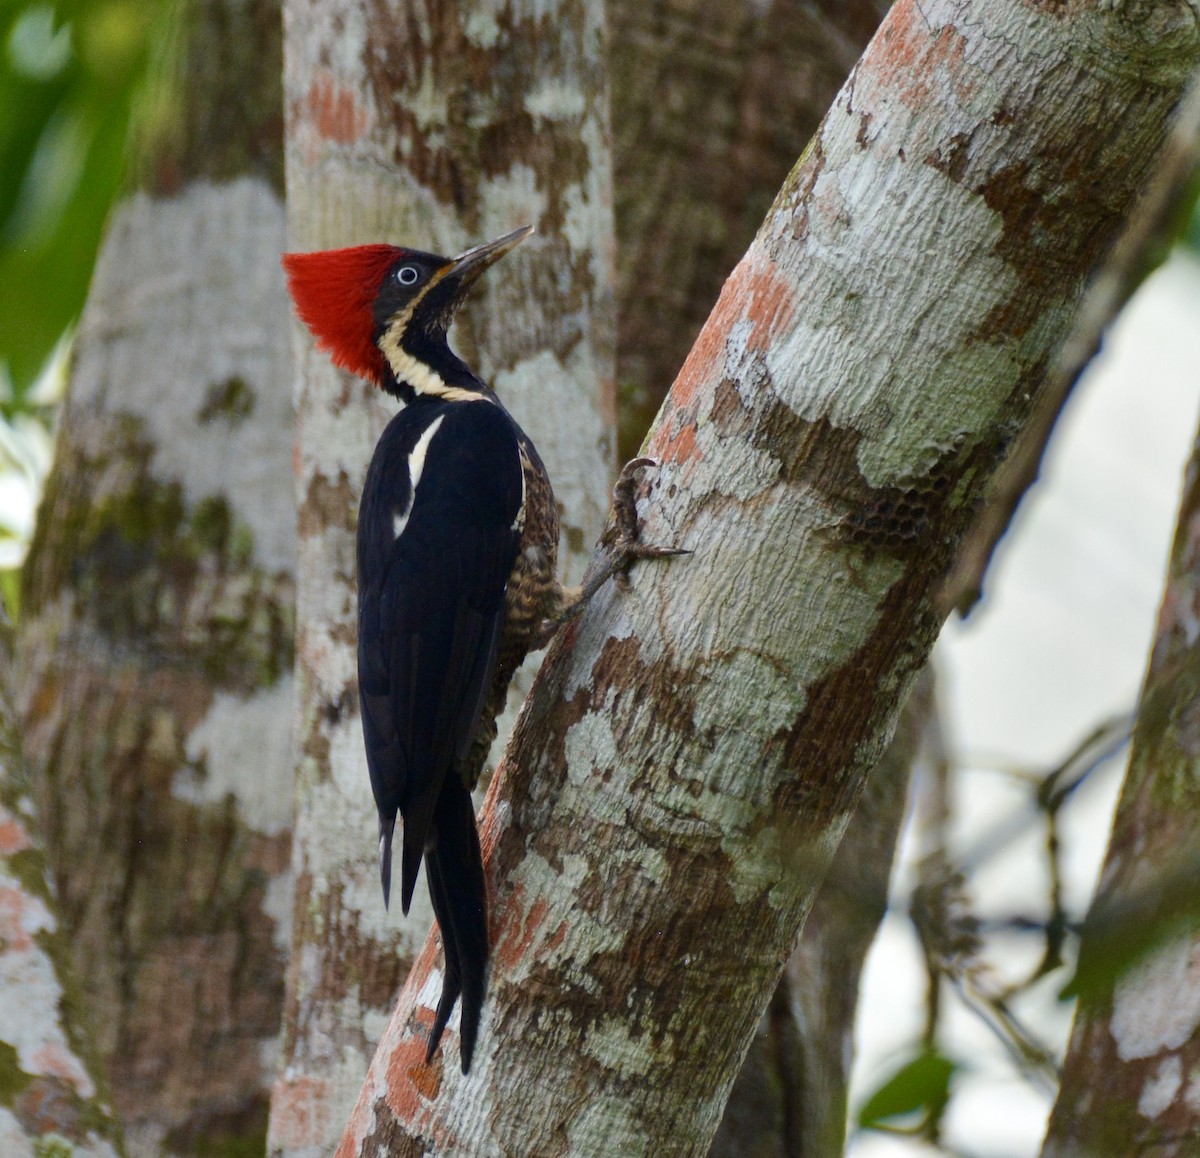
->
[555,459,687,626]
[605,457,689,589]
[612,456,659,543]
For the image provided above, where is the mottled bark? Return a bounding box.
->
[15,3,294,1154]
[609,0,892,458]
[709,670,931,1158]
[0,613,123,1157]
[339,2,1200,1154]
[271,2,616,1153]
[1040,402,1200,1150]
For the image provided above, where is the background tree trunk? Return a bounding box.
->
[709,670,931,1158]
[1041,417,1200,1154]
[0,612,123,1156]
[609,0,892,458]
[15,1,295,1153]
[338,1,1200,1153]
[270,1,617,1153]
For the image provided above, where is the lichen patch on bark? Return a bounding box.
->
[1138,1055,1183,1119]
[1111,935,1200,1062]
[0,871,98,1109]
[176,680,295,836]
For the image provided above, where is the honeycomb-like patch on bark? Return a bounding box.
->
[844,464,955,550]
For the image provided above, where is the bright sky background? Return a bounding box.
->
[849,251,1200,1157]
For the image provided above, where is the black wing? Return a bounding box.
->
[357,398,523,911]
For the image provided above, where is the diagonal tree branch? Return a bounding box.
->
[340,1,1200,1153]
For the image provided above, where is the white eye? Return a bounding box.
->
[396,264,420,286]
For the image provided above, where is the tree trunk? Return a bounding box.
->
[337,1,1200,1154]
[0,612,123,1156]
[1040,404,1200,1153]
[270,2,616,1153]
[15,2,295,1153]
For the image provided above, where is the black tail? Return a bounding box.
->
[423,775,488,1073]
[379,812,396,909]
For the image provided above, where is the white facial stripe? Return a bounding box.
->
[377,285,495,402]
[388,346,449,396]
[392,414,446,540]
[378,284,444,396]
[378,340,489,403]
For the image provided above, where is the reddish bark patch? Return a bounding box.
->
[742,258,799,355]
[305,72,370,144]
[385,1033,443,1116]
[544,917,569,954]
[269,1074,332,1149]
[862,1,972,111]
[655,419,699,466]
[29,1042,86,1089]
[671,264,747,415]
[494,883,551,972]
[374,1018,464,1156]
[0,808,31,854]
[15,1077,85,1139]
[675,254,797,396]
[0,882,37,950]
[652,253,798,468]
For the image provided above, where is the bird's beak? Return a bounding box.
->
[445,225,535,288]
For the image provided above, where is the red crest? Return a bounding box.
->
[281,245,405,386]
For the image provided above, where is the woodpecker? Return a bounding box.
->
[282,226,679,1073]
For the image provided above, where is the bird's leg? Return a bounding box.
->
[533,457,688,646]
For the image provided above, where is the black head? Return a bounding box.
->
[373,225,534,402]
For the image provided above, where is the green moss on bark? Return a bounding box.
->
[0,1040,33,1106]
[23,411,293,693]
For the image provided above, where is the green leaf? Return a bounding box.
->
[0,0,172,404]
[856,1049,958,1130]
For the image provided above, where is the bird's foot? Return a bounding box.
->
[601,457,689,593]
[536,459,687,644]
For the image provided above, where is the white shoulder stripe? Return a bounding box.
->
[392,414,446,541]
[512,446,528,532]
[408,414,444,489]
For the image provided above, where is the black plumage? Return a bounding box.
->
[283,225,680,1074]
[358,396,532,1070]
